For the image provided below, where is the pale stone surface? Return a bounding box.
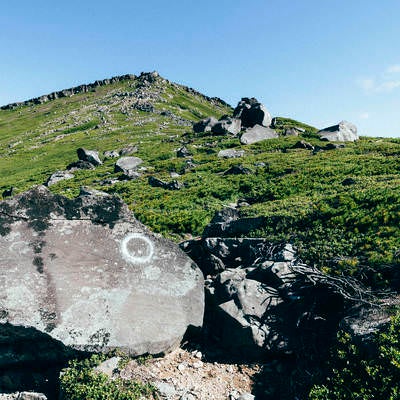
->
[318,120,358,142]
[217,149,245,159]
[0,393,47,400]
[240,125,278,144]
[44,171,74,187]
[211,117,242,135]
[0,186,204,357]
[114,156,143,175]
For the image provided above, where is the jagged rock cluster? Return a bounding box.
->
[194,98,359,143]
[193,97,278,145]
[1,75,135,110]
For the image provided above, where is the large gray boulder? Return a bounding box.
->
[0,186,204,357]
[76,148,102,166]
[240,125,278,145]
[193,117,218,133]
[233,98,272,128]
[211,117,241,135]
[114,156,143,177]
[317,121,358,142]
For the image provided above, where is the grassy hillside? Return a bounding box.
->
[0,72,399,288]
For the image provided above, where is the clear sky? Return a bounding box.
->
[1,0,399,137]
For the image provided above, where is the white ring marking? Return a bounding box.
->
[120,233,154,264]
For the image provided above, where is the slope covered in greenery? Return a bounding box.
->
[1,72,399,287]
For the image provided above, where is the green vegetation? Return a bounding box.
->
[0,75,399,286]
[60,354,156,400]
[310,311,400,400]
[1,73,399,398]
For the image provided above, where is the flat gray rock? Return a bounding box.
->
[217,149,245,159]
[114,156,143,175]
[318,120,358,142]
[44,170,74,187]
[0,393,47,400]
[240,125,278,145]
[0,186,204,356]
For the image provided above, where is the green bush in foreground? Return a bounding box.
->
[60,354,156,400]
[309,311,400,400]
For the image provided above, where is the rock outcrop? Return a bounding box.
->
[233,98,272,128]
[240,125,278,144]
[318,120,358,142]
[0,75,136,110]
[0,187,204,358]
[114,156,144,178]
[44,171,74,187]
[193,117,218,133]
[180,208,346,363]
[211,117,242,135]
[76,148,102,166]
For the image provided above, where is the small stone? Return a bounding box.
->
[218,149,245,159]
[226,365,234,373]
[177,363,186,372]
[103,150,120,159]
[45,170,74,186]
[192,361,203,368]
[237,393,255,400]
[94,356,121,377]
[155,382,176,398]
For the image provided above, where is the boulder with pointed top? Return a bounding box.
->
[233,97,272,128]
[317,121,358,142]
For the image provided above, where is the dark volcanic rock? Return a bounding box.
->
[193,117,218,133]
[211,117,241,136]
[1,187,14,199]
[0,74,135,110]
[233,98,272,128]
[66,160,95,171]
[177,146,192,158]
[223,165,252,175]
[0,186,204,357]
[76,148,102,166]
[291,140,314,150]
[202,209,266,238]
[148,176,183,190]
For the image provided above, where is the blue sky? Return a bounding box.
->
[1,0,399,137]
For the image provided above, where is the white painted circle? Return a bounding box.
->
[120,233,154,264]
